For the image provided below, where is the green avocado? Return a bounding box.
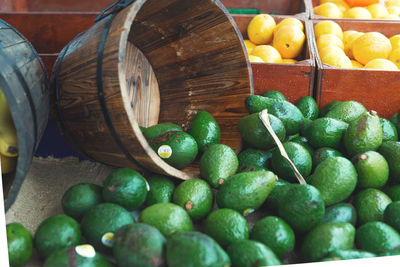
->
[173,179,213,221]
[143,123,183,140]
[200,144,238,188]
[344,111,383,157]
[384,201,400,232]
[102,168,148,211]
[354,188,392,225]
[301,222,355,261]
[303,118,348,149]
[188,111,220,152]
[226,240,281,267]
[145,174,175,206]
[270,141,312,182]
[319,203,357,226]
[380,118,398,142]
[62,183,103,221]
[327,249,376,260]
[310,157,357,206]
[7,223,33,267]
[238,113,286,149]
[113,223,166,267]
[166,232,230,267]
[262,90,287,101]
[312,147,343,168]
[204,208,249,247]
[250,216,295,259]
[44,245,112,267]
[296,96,319,120]
[263,179,291,212]
[290,136,315,157]
[34,215,81,259]
[139,203,193,237]
[319,101,341,118]
[81,203,134,252]
[239,166,269,173]
[245,95,305,135]
[238,148,273,168]
[325,101,366,123]
[356,221,400,254]
[378,141,400,182]
[353,151,389,188]
[149,131,198,169]
[278,184,325,233]
[387,185,400,201]
[216,171,276,214]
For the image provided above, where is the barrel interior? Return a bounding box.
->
[122,0,252,168]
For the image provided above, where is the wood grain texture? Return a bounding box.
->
[0,19,49,210]
[233,14,315,102]
[220,0,306,15]
[312,19,400,118]
[53,0,252,180]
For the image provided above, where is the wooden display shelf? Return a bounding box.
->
[312,19,400,118]
[233,14,316,102]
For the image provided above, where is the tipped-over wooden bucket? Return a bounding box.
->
[52,0,253,180]
[0,19,49,211]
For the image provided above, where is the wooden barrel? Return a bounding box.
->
[0,19,50,211]
[53,0,253,180]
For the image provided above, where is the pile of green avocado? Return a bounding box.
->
[7,91,400,267]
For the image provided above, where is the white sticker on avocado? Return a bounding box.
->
[75,244,96,258]
[101,232,114,247]
[158,145,172,159]
[243,208,255,217]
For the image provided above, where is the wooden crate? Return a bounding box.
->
[233,15,316,102]
[220,0,307,15]
[312,19,400,118]
[0,0,114,74]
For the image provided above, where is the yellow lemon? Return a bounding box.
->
[386,0,400,7]
[252,45,282,63]
[248,55,264,63]
[314,3,344,18]
[247,14,276,45]
[320,0,350,12]
[322,52,352,68]
[367,4,389,18]
[317,34,345,51]
[318,45,346,59]
[364,58,398,70]
[273,25,305,59]
[344,7,373,19]
[389,47,400,68]
[390,35,400,50]
[281,59,298,64]
[274,18,304,35]
[387,6,400,16]
[351,60,364,68]
[244,40,256,54]
[343,31,364,59]
[314,20,344,40]
[1,154,17,174]
[380,14,400,19]
[352,32,392,65]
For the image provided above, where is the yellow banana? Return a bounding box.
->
[0,88,18,157]
[1,154,17,174]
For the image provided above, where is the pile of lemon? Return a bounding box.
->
[315,20,400,70]
[314,0,400,20]
[244,14,306,64]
